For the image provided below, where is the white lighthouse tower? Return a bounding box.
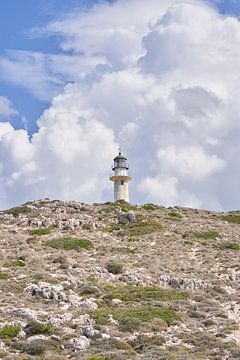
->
[110,150,132,202]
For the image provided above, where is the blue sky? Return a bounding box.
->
[0,0,113,133]
[0,0,239,134]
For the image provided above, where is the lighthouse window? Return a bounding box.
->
[121,180,124,185]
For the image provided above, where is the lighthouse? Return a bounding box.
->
[110,150,132,202]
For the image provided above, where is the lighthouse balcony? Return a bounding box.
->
[109,174,132,182]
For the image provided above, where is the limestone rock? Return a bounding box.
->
[24,282,68,302]
[115,207,136,223]
[11,308,37,321]
[47,313,72,326]
[70,336,90,351]
[158,274,211,291]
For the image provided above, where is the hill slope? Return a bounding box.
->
[0,200,239,359]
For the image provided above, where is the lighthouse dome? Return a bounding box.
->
[113,152,128,170]
[114,152,127,161]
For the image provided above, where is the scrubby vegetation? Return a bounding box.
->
[168,211,182,219]
[118,317,142,332]
[0,325,20,339]
[217,242,240,251]
[30,227,52,236]
[5,205,31,216]
[12,339,58,355]
[91,307,180,326]
[45,237,94,251]
[193,230,220,239]
[142,203,156,211]
[25,320,52,336]
[106,261,124,274]
[4,258,26,267]
[109,246,136,254]
[0,273,9,280]
[103,285,188,303]
[105,214,163,238]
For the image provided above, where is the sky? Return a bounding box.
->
[0,0,240,210]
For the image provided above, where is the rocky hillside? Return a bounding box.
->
[0,199,239,360]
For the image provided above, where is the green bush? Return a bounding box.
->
[30,228,52,236]
[118,317,142,332]
[127,236,140,242]
[25,321,52,336]
[221,214,240,224]
[105,214,163,237]
[82,224,92,231]
[193,231,220,239]
[217,242,240,251]
[115,199,137,210]
[13,339,58,355]
[0,325,21,339]
[109,247,136,254]
[0,273,8,280]
[4,259,26,267]
[80,284,100,296]
[44,237,93,251]
[142,203,156,211]
[203,319,215,327]
[168,211,182,219]
[5,206,31,216]
[106,261,123,274]
[103,285,188,303]
[91,307,180,326]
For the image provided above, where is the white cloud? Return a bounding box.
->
[157,145,225,180]
[1,0,240,210]
[0,112,117,209]
[0,96,18,119]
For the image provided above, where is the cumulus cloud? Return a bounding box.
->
[0,110,117,209]
[1,0,240,210]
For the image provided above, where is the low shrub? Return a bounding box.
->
[129,334,166,352]
[118,317,142,332]
[142,203,156,211]
[217,242,240,251]
[91,306,180,326]
[115,199,138,212]
[13,339,58,355]
[193,231,220,239]
[30,228,52,236]
[4,259,26,267]
[45,237,94,251]
[105,214,163,238]
[103,285,188,303]
[5,206,31,216]
[168,212,182,219]
[25,321,52,336]
[127,236,140,242]
[80,284,100,296]
[82,224,92,231]
[106,261,123,274]
[0,325,21,339]
[0,273,8,280]
[203,319,215,327]
[109,247,136,254]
